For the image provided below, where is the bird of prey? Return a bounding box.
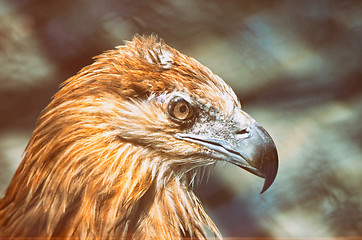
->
[0,35,278,239]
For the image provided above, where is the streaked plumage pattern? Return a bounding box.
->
[0,35,278,239]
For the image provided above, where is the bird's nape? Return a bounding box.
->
[0,35,278,239]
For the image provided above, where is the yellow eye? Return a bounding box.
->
[168,97,193,121]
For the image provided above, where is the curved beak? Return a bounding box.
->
[233,122,278,193]
[175,122,278,194]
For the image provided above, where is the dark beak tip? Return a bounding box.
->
[260,175,276,194]
[259,152,278,194]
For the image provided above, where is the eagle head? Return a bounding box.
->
[0,35,278,239]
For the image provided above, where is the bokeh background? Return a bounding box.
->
[1,0,361,238]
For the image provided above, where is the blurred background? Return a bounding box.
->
[0,0,361,238]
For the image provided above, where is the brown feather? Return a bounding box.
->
[0,35,237,239]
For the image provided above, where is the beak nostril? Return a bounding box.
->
[236,128,249,135]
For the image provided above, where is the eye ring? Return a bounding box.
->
[167,96,194,122]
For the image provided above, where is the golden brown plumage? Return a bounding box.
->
[0,35,278,239]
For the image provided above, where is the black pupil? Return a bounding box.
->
[168,97,193,122]
[179,105,187,113]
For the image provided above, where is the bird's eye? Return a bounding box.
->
[168,97,193,122]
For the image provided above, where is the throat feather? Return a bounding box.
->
[1,137,220,239]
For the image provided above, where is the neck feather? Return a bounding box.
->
[0,132,220,239]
